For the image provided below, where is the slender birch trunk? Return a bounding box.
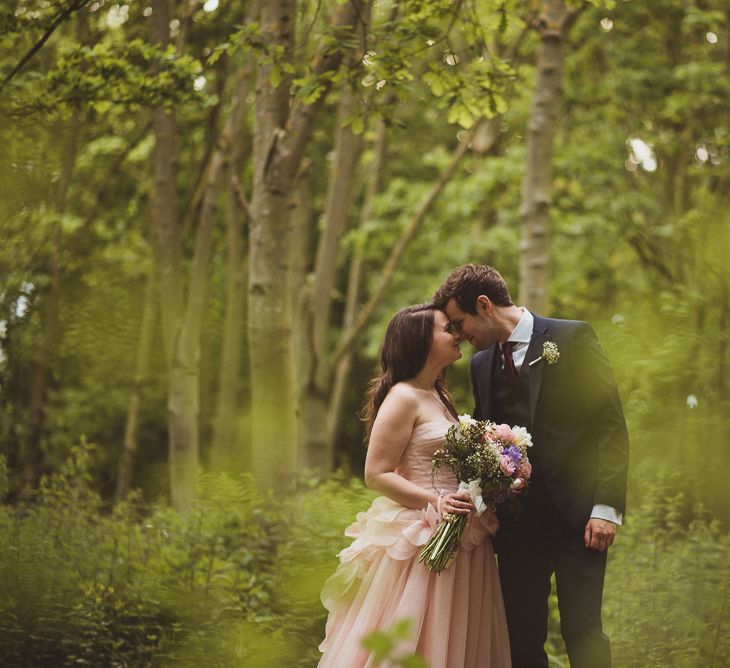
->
[150,0,193,509]
[115,264,156,502]
[297,84,365,472]
[21,13,93,492]
[326,116,388,457]
[167,76,242,503]
[518,1,579,312]
[211,65,253,473]
[152,0,252,507]
[289,163,319,468]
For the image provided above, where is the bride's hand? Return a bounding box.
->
[441,490,474,516]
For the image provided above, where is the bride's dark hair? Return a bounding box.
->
[361,303,458,442]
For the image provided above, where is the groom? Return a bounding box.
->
[433,265,629,668]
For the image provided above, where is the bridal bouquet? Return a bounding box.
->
[418,415,533,573]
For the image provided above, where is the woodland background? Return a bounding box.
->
[0,0,729,665]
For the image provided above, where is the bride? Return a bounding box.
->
[318,304,511,667]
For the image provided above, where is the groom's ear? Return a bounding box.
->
[476,295,493,315]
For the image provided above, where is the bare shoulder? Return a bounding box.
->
[384,382,420,410]
[371,382,419,432]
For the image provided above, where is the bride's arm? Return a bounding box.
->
[364,386,471,515]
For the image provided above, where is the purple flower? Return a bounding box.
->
[504,445,522,465]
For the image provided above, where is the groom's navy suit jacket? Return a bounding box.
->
[471,314,629,532]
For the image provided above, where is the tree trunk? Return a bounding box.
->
[326,115,388,460]
[150,0,197,509]
[22,113,81,492]
[210,66,253,474]
[716,278,729,395]
[168,80,237,504]
[289,164,322,471]
[518,1,578,313]
[150,0,182,366]
[249,0,368,487]
[115,263,156,502]
[249,0,298,488]
[298,84,365,472]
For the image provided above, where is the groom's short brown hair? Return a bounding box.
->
[433,264,514,314]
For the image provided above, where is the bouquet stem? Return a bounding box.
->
[418,514,467,573]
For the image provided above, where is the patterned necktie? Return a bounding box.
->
[501,341,518,383]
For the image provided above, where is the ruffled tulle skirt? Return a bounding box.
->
[318,496,511,667]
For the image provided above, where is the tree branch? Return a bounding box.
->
[333,121,479,364]
[2,0,91,89]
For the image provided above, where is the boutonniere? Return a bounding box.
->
[528,341,560,367]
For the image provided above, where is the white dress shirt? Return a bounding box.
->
[502,309,622,526]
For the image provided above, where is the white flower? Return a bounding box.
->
[458,479,487,517]
[458,413,477,431]
[511,425,533,448]
[529,341,560,367]
[686,394,698,409]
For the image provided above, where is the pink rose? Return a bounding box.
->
[500,455,516,476]
[494,424,513,442]
[517,459,532,479]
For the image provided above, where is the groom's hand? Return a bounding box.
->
[584,518,616,551]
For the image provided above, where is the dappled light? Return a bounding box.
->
[626,137,657,173]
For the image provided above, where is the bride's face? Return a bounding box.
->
[428,310,462,366]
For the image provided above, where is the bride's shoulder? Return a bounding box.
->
[388,381,419,400]
[384,382,421,408]
[376,383,419,421]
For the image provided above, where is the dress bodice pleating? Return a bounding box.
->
[395,419,460,491]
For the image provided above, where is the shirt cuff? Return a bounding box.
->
[590,504,622,525]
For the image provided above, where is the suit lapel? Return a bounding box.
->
[526,314,550,430]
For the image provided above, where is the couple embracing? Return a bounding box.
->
[318,264,630,668]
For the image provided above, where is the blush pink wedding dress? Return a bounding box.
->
[318,418,511,667]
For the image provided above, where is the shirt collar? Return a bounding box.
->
[507,308,533,344]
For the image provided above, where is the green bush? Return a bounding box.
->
[1,445,728,667]
[544,471,730,668]
[0,443,284,666]
[0,445,374,667]
[602,475,730,667]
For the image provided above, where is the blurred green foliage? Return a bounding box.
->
[362,618,430,667]
[0,442,375,666]
[0,445,728,666]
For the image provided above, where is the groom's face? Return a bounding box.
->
[444,298,497,350]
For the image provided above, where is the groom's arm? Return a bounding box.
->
[571,322,630,516]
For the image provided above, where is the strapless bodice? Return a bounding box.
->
[396,419,459,492]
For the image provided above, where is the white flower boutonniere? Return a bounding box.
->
[528,340,560,367]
